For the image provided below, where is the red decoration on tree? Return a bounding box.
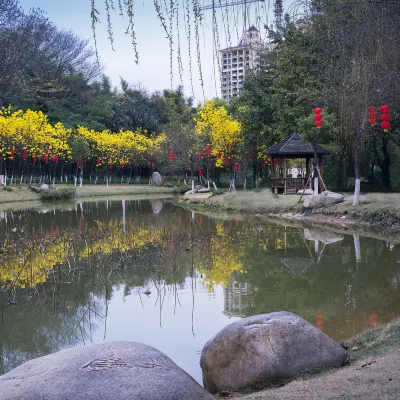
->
[148,161,151,166]
[23,151,27,161]
[77,160,82,169]
[169,150,175,161]
[314,107,323,128]
[206,146,211,157]
[198,151,203,160]
[225,157,231,166]
[33,154,37,163]
[251,151,255,159]
[380,105,390,114]
[9,150,14,160]
[151,163,155,169]
[199,168,203,177]
[368,106,376,113]
[121,162,125,169]
[217,150,221,159]
[264,156,269,164]
[97,157,101,165]
[55,156,59,164]
[44,155,49,164]
[109,162,113,169]
[368,106,377,126]
[381,121,391,132]
[380,105,391,132]
[234,162,239,171]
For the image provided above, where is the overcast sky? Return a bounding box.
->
[19,0,275,103]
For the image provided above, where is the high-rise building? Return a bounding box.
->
[220,26,264,103]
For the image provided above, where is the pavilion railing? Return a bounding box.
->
[271,177,307,191]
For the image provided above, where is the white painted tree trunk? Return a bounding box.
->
[314,240,319,253]
[314,177,319,195]
[74,177,77,187]
[244,178,247,189]
[213,181,218,191]
[353,178,360,205]
[207,180,210,190]
[184,178,187,185]
[191,180,195,194]
[79,177,83,187]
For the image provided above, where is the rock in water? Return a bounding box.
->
[200,312,347,394]
[0,342,213,400]
[150,172,163,186]
[303,191,344,209]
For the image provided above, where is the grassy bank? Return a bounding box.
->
[179,190,400,241]
[220,318,400,400]
[0,184,175,205]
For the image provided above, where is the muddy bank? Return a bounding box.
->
[178,190,400,243]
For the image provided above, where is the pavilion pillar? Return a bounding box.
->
[283,155,287,194]
[306,157,312,189]
[271,157,275,178]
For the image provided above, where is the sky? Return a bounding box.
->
[19,0,276,103]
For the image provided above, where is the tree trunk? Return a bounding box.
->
[380,136,391,190]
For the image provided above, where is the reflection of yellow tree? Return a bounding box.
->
[199,223,246,292]
[80,223,164,257]
[0,237,73,289]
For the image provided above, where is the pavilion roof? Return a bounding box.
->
[265,133,331,157]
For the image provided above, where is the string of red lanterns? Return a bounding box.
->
[368,106,376,126]
[314,108,323,128]
[379,105,390,132]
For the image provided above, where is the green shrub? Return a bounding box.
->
[2,187,13,192]
[40,187,76,201]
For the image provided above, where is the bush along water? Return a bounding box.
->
[39,187,76,201]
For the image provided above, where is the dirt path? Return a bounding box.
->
[0,184,175,205]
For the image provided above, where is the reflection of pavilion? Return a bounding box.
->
[223,280,254,317]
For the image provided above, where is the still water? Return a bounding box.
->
[1,198,400,383]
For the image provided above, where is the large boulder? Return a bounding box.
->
[150,172,163,186]
[200,311,347,394]
[0,342,213,400]
[303,191,344,209]
[29,183,55,193]
[151,199,164,214]
[297,188,314,195]
[304,228,344,244]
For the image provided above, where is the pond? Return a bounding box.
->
[1,197,400,384]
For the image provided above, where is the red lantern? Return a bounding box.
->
[44,155,49,164]
[206,146,211,157]
[264,156,269,164]
[368,118,377,125]
[23,151,27,161]
[77,160,82,169]
[234,162,239,171]
[9,150,14,160]
[148,161,151,166]
[109,162,113,169]
[380,105,390,114]
[97,157,101,166]
[251,151,255,159]
[314,107,323,128]
[198,151,203,160]
[121,162,125,169]
[368,106,376,113]
[199,168,203,177]
[368,106,377,126]
[225,157,231,166]
[33,154,37,163]
[55,156,59,164]
[151,163,155,169]
[380,113,390,122]
[381,121,391,132]
[169,150,175,161]
[217,150,221,159]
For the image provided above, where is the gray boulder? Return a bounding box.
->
[198,188,210,193]
[304,228,344,244]
[184,189,197,196]
[200,311,347,394]
[303,191,344,209]
[150,172,163,186]
[0,342,212,400]
[29,183,55,193]
[297,188,314,195]
[151,199,164,214]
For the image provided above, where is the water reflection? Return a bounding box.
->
[1,199,400,383]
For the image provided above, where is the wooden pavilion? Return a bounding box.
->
[265,133,331,194]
